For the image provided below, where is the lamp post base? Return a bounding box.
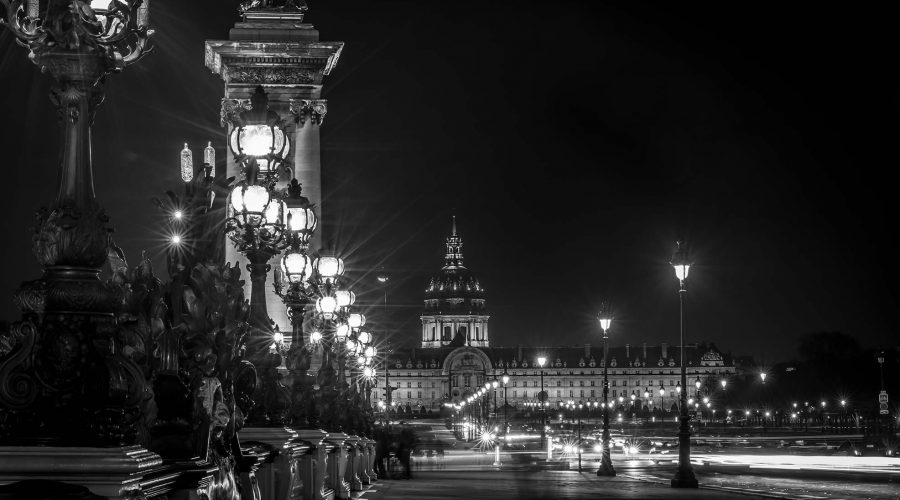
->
[670,467,698,488]
[596,459,616,477]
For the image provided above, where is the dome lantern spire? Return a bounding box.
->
[444,216,464,269]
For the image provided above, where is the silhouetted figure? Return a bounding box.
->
[397,425,417,479]
[375,427,389,478]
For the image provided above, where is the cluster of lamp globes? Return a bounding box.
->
[281,254,380,380]
[177,139,379,379]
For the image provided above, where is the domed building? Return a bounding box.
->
[375,219,736,414]
[420,217,490,348]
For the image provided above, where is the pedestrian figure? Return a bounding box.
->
[374,427,389,478]
[397,425,417,479]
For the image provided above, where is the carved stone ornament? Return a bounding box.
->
[221,98,252,128]
[228,67,314,85]
[289,99,327,126]
[239,0,308,13]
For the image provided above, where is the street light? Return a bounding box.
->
[502,373,510,432]
[596,301,615,476]
[538,355,547,449]
[760,372,767,384]
[670,240,698,488]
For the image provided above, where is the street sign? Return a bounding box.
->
[880,403,889,415]
[878,391,888,404]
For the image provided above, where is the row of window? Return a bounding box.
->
[392,378,711,389]
[381,389,683,401]
[387,369,727,377]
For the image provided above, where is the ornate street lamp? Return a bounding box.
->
[0,0,153,445]
[670,241,698,488]
[596,301,615,476]
[228,86,291,175]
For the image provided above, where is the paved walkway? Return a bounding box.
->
[356,471,771,499]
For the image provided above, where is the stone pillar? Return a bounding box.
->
[206,9,344,335]
[324,433,350,500]
[343,435,364,491]
[240,427,311,500]
[363,438,377,482]
[295,429,334,500]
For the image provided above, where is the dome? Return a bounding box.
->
[423,217,486,313]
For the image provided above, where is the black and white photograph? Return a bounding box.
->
[0,1,896,499]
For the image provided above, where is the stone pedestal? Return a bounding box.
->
[240,426,311,500]
[362,438,377,483]
[343,435,363,491]
[356,438,371,485]
[0,445,162,499]
[323,433,350,500]
[294,428,335,500]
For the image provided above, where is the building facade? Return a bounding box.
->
[378,220,736,412]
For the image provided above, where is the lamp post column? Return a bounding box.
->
[598,329,615,476]
[671,241,698,488]
[539,366,546,449]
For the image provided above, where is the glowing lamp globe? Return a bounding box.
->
[484,382,491,390]
[356,356,366,366]
[695,377,702,390]
[229,123,290,173]
[364,346,375,358]
[537,356,547,367]
[230,184,270,227]
[502,375,509,384]
[286,206,317,245]
[347,313,366,328]
[281,251,313,283]
[263,199,286,227]
[272,331,283,343]
[599,317,612,331]
[335,290,355,308]
[671,241,691,281]
[346,339,357,351]
[357,331,372,345]
[314,256,344,281]
[316,295,338,317]
[309,331,323,343]
[363,367,375,378]
[335,323,350,340]
[492,380,498,388]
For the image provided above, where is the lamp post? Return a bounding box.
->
[670,241,698,488]
[538,356,547,449]
[877,351,885,391]
[502,373,510,433]
[597,302,615,476]
[0,0,153,445]
[659,384,666,415]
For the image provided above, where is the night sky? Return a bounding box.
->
[0,1,897,363]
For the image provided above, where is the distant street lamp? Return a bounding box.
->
[502,373,510,432]
[538,356,547,449]
[760,372,767,384]
[659,384,666,413]
[670,241,698,488]
[597,301,615,476]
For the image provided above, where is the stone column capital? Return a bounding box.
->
[290,99,327,126]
